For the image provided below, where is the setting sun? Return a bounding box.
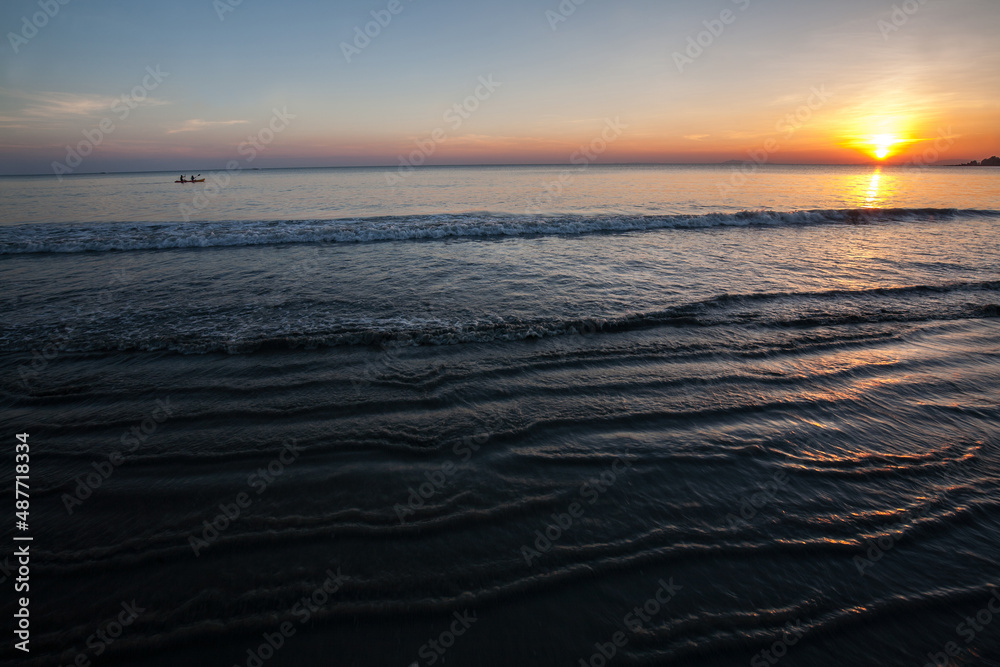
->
[872,134,897,160]
[840,118,920,163]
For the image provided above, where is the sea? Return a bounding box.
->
[0,164,998,666]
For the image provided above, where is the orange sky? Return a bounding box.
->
[1,0,997,173]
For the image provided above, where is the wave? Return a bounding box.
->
[1,208,996,254]
[2,281,996,355]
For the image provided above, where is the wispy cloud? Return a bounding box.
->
[0,87,168,124]
[24,92,108,118]
[683,134,710,141]
[167,119,249,134]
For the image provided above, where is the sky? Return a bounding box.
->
[0,0,997,174]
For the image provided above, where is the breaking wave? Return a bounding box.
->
[2,208,995,254]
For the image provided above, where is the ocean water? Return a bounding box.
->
[1,164,998,666]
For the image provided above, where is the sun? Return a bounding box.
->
[840,117,917,161]
[872,134,897,160]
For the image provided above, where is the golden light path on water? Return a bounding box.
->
[843,166,892,209]
[865,168,882,208]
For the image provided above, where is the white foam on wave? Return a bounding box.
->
[0,208,993,254]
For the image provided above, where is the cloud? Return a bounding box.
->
[22,92,108,118]
[167,119,249,134]
[0,87,168,125]
[683,134,710,141]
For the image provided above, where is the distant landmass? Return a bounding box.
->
[957,155,1000,166]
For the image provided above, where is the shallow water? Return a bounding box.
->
[1,164,998,666]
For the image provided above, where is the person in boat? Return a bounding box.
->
[179,175,186,182]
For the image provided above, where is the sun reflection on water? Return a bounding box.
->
[864,168,882,208]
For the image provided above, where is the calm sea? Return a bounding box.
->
[1,164,998,666]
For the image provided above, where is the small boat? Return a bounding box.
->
[175,178,205,183]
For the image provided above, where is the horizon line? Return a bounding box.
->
[1,160,985,178]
